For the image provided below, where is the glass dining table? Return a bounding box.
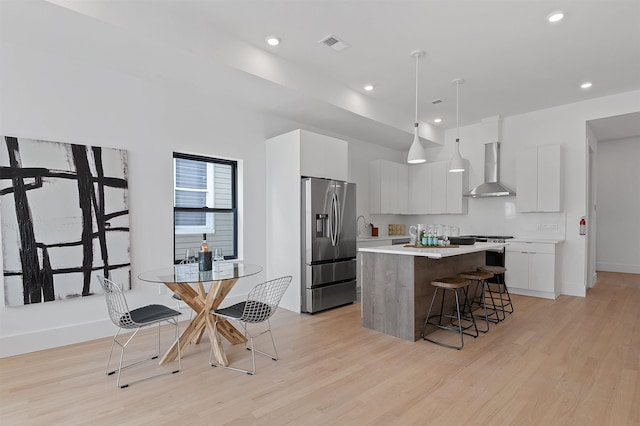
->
[138,262,262,366]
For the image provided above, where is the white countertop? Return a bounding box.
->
[511,238,565,244]
[358,242,507,259]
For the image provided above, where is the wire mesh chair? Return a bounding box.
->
[98,276,182,388]
[209,276,292,375]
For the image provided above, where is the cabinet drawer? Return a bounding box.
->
[506,242,555,254]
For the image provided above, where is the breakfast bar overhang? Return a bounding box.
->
[359,242,507,341]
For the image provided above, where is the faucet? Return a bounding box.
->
[356,215,370,236]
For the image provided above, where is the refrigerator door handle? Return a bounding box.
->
[334,192,341,246]
[329,192,339,247]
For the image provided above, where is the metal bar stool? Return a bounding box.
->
[421,276,478,350]
[458,270,496,333]
[478,265,514,321]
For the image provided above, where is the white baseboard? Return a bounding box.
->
[596,263,640,274]
[509,288,557,300]
[1,292,251,359]
[0,319,116,358]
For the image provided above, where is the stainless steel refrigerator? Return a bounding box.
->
[301,177,357,313]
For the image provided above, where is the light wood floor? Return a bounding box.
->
[1,271,639,425]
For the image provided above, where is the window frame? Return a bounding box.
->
[173,152,238,263]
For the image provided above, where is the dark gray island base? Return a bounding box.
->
[361,248,489,341]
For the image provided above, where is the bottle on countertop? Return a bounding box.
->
[200,234,209,252]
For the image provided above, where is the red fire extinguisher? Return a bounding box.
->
[579,216,586,235]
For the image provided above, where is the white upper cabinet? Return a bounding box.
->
[445,167,468,214]
[370,160,408,214]
[536,145,561,212]
[299,130,348,181]
[431,161,447,214]
[398,162,409,213]
[408,163,432,214]
[516,144,561,212]
[372,159,467,215]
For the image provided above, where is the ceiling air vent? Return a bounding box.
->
[432,99,443,104]
[319,34,350,52]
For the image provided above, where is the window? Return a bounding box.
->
[173,153,237,263]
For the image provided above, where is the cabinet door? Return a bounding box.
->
[369,161,382,214]
[408,163,431,214]
[380,161,398,213]
[445,168,467,214]
[505,251,529,290]
[372,160,409,214]
[397,162,409,214]
[528,253,555,292]
[299,131,348,181]
[536,145,561,212]
[516,149,538,212]
[431,161,447,214]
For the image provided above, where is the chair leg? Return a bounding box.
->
[421,288,440,338]
[486,274,514,321]
[468,279,490,332]
[248,319,279,361]
[107,319,181,389]
[105,328,122,376]
[423,287,477,350]
[210,320,278,375]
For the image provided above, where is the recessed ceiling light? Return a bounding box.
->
[581,81,593,89]
[434,118,442,123]
[265,36,280,46]
[364,84,374,91]
[547,11,565,23]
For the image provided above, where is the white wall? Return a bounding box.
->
[595,137,640,273]
[0,15,273,357]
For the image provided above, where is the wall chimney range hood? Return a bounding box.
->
[465,116,515,198]
[465,142,516,197]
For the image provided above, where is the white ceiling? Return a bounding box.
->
[588,111,640,142]
[27,1,640,148]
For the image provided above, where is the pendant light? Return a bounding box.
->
[448,78,466,173]
[407,50,426,164]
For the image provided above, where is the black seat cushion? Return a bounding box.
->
[214,302,246,319]
[214,301,273,321]
[123,304,181,326]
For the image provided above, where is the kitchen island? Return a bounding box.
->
[359,242,506,341]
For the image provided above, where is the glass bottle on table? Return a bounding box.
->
[200,234,209,252]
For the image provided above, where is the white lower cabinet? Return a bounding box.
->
[505,242,557,299]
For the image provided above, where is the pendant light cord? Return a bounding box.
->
[456,80,460,141]
[415,54,419,124]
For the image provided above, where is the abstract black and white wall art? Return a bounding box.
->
[0,136,130,307]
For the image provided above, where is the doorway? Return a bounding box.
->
[586,112,640,290]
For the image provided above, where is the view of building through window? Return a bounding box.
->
[173,153,237,263]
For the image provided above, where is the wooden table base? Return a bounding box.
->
[161,279,246,366]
